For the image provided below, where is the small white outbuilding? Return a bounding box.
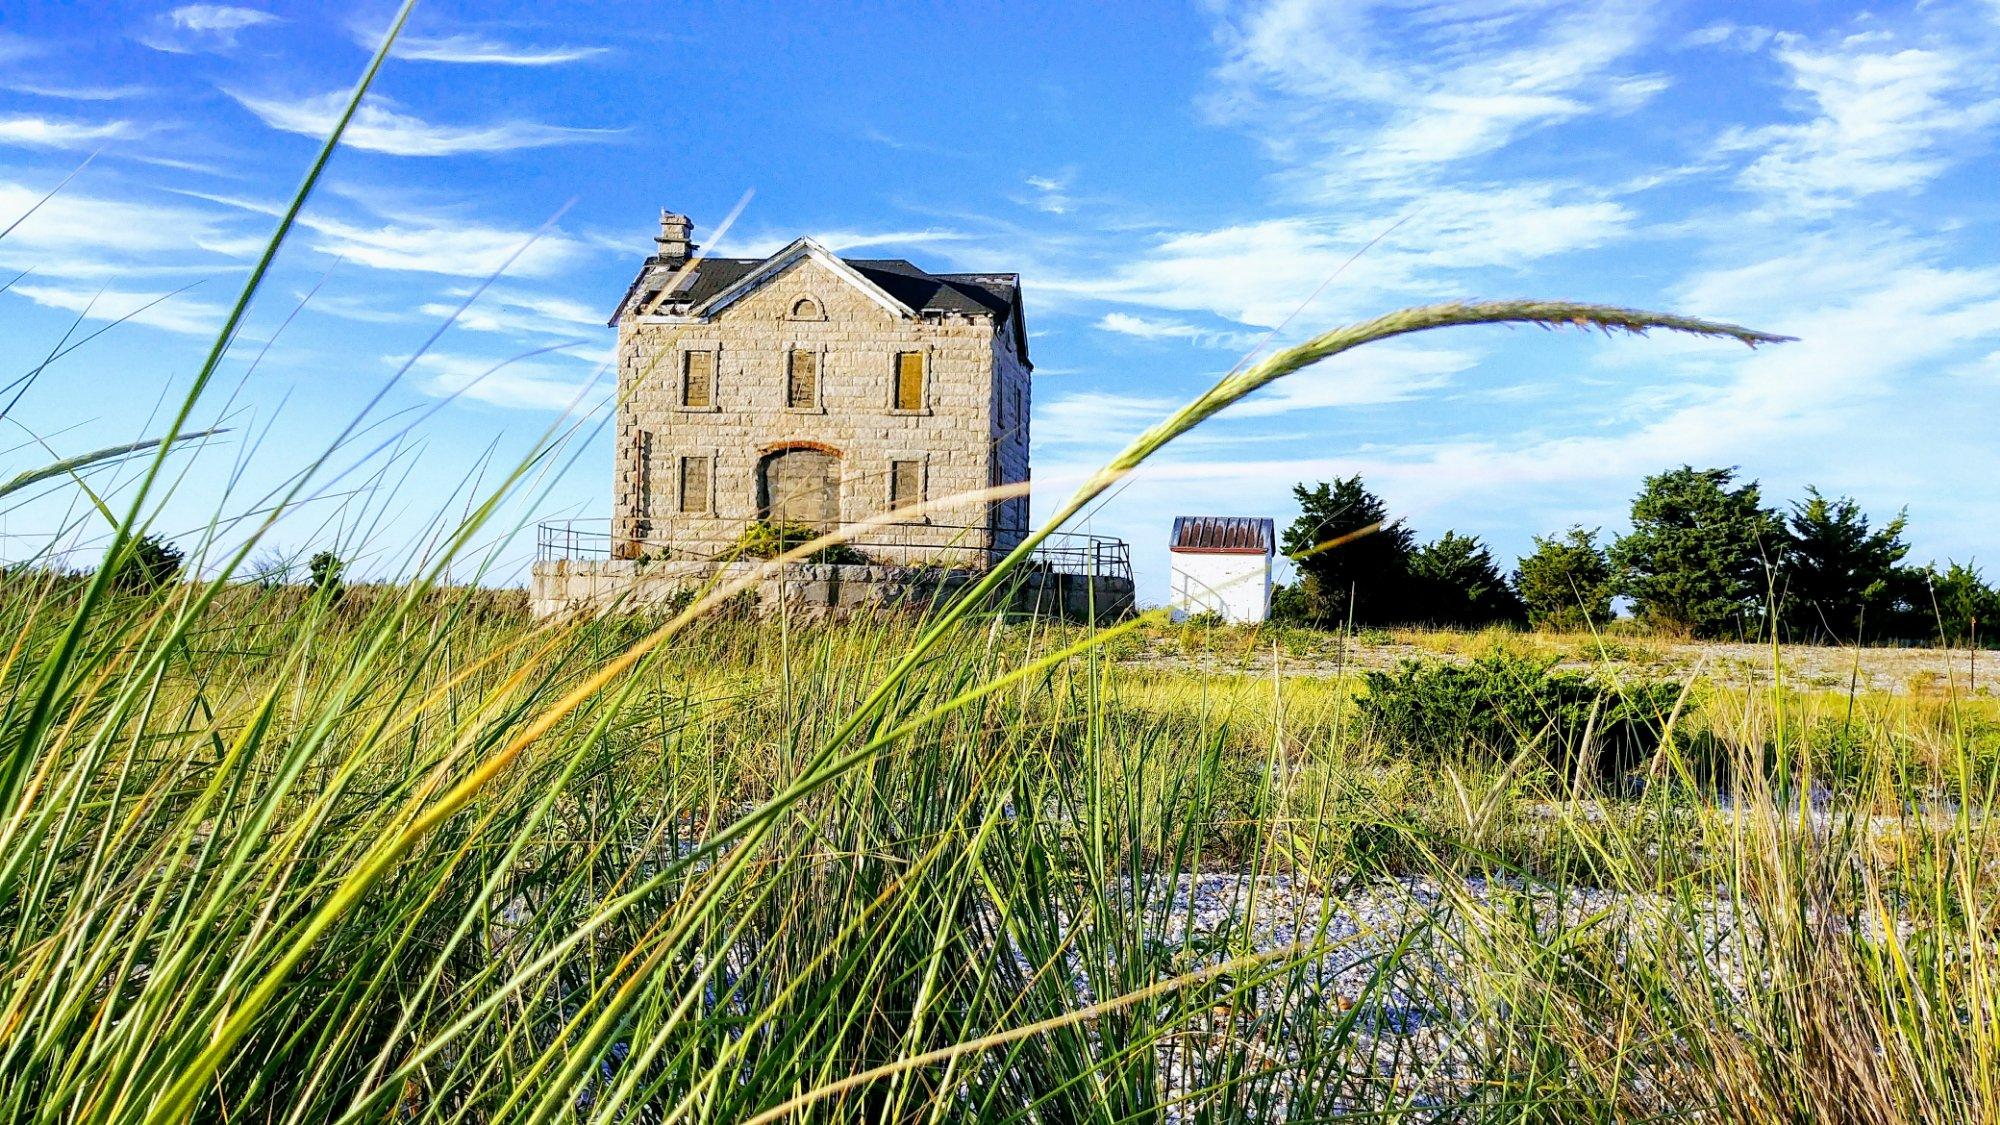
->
[1168,516,1276,623]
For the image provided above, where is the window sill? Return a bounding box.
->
[675,405,722,413]
[888,408,932,417]
[783,406,826,415]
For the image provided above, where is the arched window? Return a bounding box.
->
[758,445,841,529]
[788,296,823,321]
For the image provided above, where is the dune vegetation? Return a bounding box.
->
[5,8,1997,1123]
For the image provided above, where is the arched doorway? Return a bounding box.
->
[758,446,840,529]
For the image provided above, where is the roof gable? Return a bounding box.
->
[609,240,1026,364]
[690,238,915,321]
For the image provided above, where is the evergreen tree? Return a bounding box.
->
[1279,475,1414,627]
[1514,526,1615,631]
[1407,531,1525,627]
[1906,561,1999,647]
[1609,466,1783,638]
[1778,488,1909,642]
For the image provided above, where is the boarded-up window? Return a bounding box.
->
[681,351,714,408]
[678,455,709,514]
[786,350,817,409]
[890,459,922,512]
[894,352,924,411]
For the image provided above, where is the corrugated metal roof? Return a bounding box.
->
[1170,516,1275,555]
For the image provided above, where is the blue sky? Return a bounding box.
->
[2,0,1996,600]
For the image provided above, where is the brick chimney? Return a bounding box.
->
[655,210,695,263]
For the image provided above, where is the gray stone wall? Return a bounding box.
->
[992,310,1032,555]
[612,254,1028,566]
[531,559,1132,622]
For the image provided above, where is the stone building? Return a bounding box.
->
[530,209,1134,620]
[607,211,1031,566]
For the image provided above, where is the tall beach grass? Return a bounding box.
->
[2,10,1995,1122]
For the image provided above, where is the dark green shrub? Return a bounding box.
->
[108,533,184,593]
[729,521,870,566]
[308,550,346,602]
[1356,653,1688,784]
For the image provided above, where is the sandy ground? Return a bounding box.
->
[1123,633,1995,696]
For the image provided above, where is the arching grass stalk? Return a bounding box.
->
[782,302,1789,820]
[334,300,1787,1117]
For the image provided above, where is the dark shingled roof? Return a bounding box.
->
[1170,516,1276,555]
[611,249,1028,363]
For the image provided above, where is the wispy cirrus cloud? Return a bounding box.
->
[388,32,610,66]
[0,32,39,64]
[1041,182,1631,330]
[1721,31,2000,213]
[0,115,136,149]
[0,179,253,269]
[5,82,154,101]
[225,89,620,156]
[301,212,589,277]
[1103,231,2000,533]
[1022,172,1074,215]
[407,350,609,412]
[10,283,228,335]
[141,5,281,54]
[1207,0,1664,194]
[1094,312,1258,350]
[706,227,974,258]
[419,287,610,338]
[173,186,594,278]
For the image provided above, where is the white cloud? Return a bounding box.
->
[1723,32,2000,212]
[706,227,974,259]
[143,5,280,53]
[1095,312,1259,349]
[0,180,251,269]
[1034,390,1180,450]
[8,282,227,335]
[300,213,587,278]
[0,33,39,64]
[170,186,592,278]
[391,33,609,66]
[5,82,153,101]
[408,351,609,412]
[418,288,609,337]
[1024,172,1074,215]
[226,90,619,156]
[1209,0,1663,191]
[1227,342,1476,417]
[0,116,135,149]
[1682,21,1775,52]
[170,5,278,33]
[1120,234,2000,523]
[1042,184,1631,329]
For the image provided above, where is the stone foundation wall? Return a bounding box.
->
[531,559,1133,622]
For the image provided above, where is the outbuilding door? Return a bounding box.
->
[758,448,840,529]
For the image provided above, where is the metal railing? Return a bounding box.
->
[535,517,1131,584]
